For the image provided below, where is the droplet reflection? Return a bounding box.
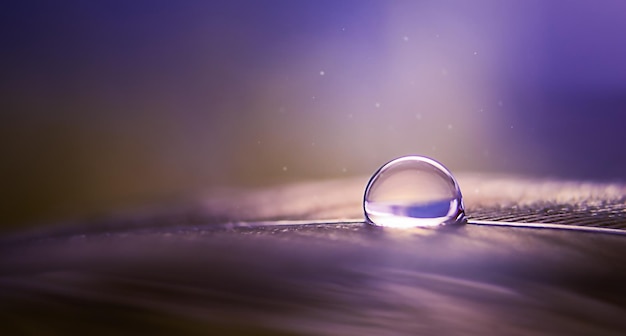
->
[364,156,465,228]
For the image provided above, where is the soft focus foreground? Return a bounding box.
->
[2,176,626,335]
[2,1,626,228]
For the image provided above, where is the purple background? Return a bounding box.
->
[1,0,626,228]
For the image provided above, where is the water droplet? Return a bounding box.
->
[363,156,465,228]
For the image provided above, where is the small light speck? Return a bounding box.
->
[319,70,325,76]
[498,100,503,107]
[441,68,448,76]
[312,96,316,100]
[510,125,514,129]
[473,51,478,55]
[257,140,261,145]
[375,102,381,108]
[347,114,353,119]
[341,167,347,173]
[311,142,316,146]
[415,113,422,120]
[447,124,453,130]
[403,36,409,41]
[282,166,288,171]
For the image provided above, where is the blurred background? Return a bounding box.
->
[1,0,625,231]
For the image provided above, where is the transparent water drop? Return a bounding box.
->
[364,156,466,228]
